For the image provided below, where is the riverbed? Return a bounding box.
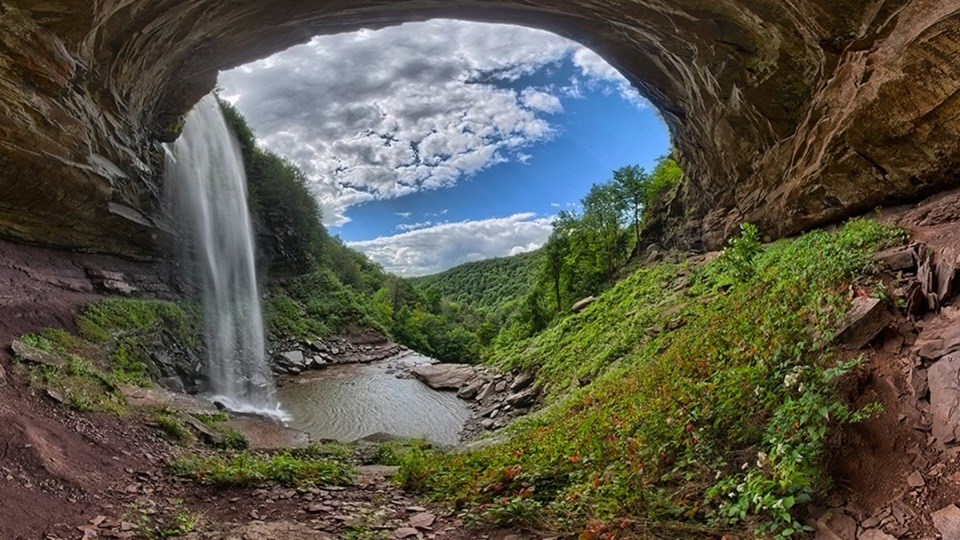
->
[277,354,471,446]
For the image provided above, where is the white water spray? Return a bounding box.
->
[165,95,286,421]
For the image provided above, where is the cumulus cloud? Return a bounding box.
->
[219,20,644,226]
[348,213,553,276]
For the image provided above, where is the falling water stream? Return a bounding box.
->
[165,95,286,420]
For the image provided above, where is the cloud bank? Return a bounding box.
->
[347,213,553,276]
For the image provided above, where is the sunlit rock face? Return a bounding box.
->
[1,1,959,255]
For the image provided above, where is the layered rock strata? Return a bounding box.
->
[2,1,960,253]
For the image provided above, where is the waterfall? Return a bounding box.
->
[164,94,286,421]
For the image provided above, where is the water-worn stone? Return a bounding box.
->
[932,505,960,539]
[280,350,305,365]
[835,297,893,349]
[411,364,476,390]
[927,353,960,446]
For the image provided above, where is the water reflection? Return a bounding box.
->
[277,354,471,446]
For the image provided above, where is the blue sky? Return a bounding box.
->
[219,20,669,275]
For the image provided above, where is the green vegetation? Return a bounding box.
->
[27,356,128,413]
[19,299,202,413]
[398,220,905,538]
[221,99,327,274]
[491,155,684,342]
[154,410,196,445]
[411,251,541,314]
[76,298,201,387]
[169,447,355,488]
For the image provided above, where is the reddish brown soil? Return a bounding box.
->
[0,237,175,362]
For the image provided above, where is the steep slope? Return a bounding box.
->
[400,220,913,537]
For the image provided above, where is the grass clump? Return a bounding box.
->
[154,411,196,446]
[399,219,905,538]
[193,413,250,450]
[27,357,127,413]
[169,447,355,488]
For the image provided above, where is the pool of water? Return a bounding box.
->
[277,354,471,446]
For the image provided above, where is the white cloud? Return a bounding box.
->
[218,20,646,227]
[348,213,553,276]
[572,48,646,107]
[396,212,412,219]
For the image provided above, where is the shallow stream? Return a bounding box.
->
[277,354,471,446]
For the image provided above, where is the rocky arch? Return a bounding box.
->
[1,1,959,257]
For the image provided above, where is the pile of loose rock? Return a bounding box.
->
[813,241,960,539]
[409,363,539,440]
[270,336,402,375]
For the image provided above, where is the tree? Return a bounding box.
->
[613,165,649,250]
[581,182,627,277]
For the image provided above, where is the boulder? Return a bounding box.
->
[158,376,186,394]
[834,297,892,349]
[280,350,305,365]
[411,364,477,390]
[509,371,535,392]
[571,296,596,313]
[915,308,960,361]
[872,245,917,272]
[10,339,67,367]
[932,505,960,540]
[475,382,496,403]
[927,353,960,446]
[506,387,539,408]
[457,379,485,400]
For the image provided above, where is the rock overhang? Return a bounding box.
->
[1,0,959,256]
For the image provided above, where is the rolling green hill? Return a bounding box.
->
[410,250,541,313]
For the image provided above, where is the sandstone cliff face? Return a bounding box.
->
[0,1,958,255]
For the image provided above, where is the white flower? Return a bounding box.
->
[756,451,769,468]
[784,366,804,388]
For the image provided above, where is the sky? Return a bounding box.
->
[218,19,670,276]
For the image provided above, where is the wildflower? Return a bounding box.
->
[756,451,768,468]
[568,455,581,463]
[784,366,803,388]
